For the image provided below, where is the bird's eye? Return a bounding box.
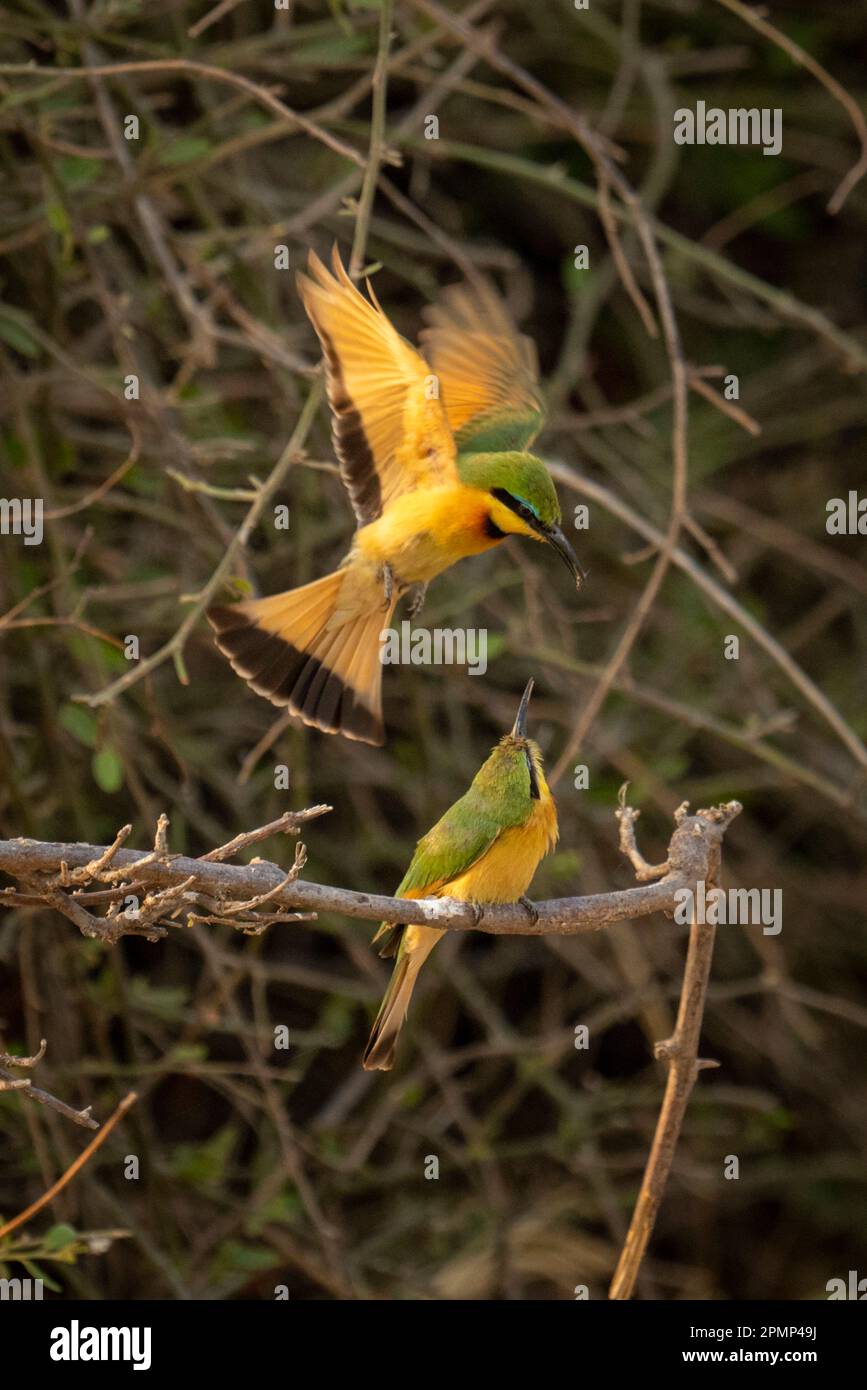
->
[513,494,539,520]
[492,487,540,524]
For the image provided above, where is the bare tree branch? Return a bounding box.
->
[609,797,739,1300]
[0,1040,99,1131]
[0,799,740,941]
[0,1092,138,1243]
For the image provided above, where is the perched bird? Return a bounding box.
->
[363,679,558,1071]
[208,248,583,745]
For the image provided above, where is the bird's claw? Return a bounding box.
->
[519,895,539,926]
[380,563,394,610]
[406,582,428,619]
[469,901,485,926]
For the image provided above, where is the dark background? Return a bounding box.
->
[1,0,866,1299]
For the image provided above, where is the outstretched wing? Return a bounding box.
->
[420,279,544,453]
[297,247,458,525]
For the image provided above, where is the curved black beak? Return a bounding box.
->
[511,677,534,738]
[537,520,586,590]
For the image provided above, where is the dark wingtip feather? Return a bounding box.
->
[208,606,384,746]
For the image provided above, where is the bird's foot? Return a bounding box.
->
[406,582,429,619]
[519,895,539,926]
[469,901,485,926]
[379,563,395,610]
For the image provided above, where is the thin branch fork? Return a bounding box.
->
[0,798,740,941]
[609,791,740,1300]
[0,1039,99,1131]
[0,806,331,944]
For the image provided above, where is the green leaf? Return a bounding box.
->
[245,1190,300,1236]
[47,200,72,238]
[400,1083,424,1109]
[167,1042,208,1064]
[129,978,189,1020]
[222,1241,278,1272]
[290,34,369,64]
[171,1123,239,1189]
[58,157,105,190]
[0,312,40,358]
[92,747,124,793]
[161,137,212,167]
[44,1223,78,1252]
[32,1264,64,1293]
[59,704,98,748]
[320,996,353,1043]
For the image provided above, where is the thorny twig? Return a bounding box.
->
[0,807,330,944]
[0,1039,98,1131]
[609,791,742,1299]
[0,798,739,941]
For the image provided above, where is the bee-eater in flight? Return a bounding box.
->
[208,248,583,744]
[363,679,557,1070]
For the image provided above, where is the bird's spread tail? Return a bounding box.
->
[362,926,441,1071]
[208,571,394,745]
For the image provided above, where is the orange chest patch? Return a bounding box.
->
[357,485,501,584]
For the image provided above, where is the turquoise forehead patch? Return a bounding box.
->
[513,494,539,516]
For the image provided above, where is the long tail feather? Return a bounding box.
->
[208,570,394,745]
[362,926,441,1071]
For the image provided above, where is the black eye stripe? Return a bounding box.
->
[491,487,536,523]
[524,747,540,799]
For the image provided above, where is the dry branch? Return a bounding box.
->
[0,1092,138,1244]
[0,799,740,941]
[0,1039,98,1131]
[610,794,739,1299]
[0,795,741,1292]
[0,807,330,944]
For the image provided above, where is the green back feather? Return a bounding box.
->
[397,741,534,898]
[454,408,543,455]
[371,740,537,960]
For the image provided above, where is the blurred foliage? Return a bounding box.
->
[1,0,866,1300]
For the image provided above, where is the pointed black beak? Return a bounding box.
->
[511,677,534,738]
[537,520,586,590]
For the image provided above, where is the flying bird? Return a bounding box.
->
[208,248,583,744]
[363,678,558,1071]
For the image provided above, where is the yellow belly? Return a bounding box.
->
[355,484,500,587]
[443,797,558,903]
[402,793,558,956]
